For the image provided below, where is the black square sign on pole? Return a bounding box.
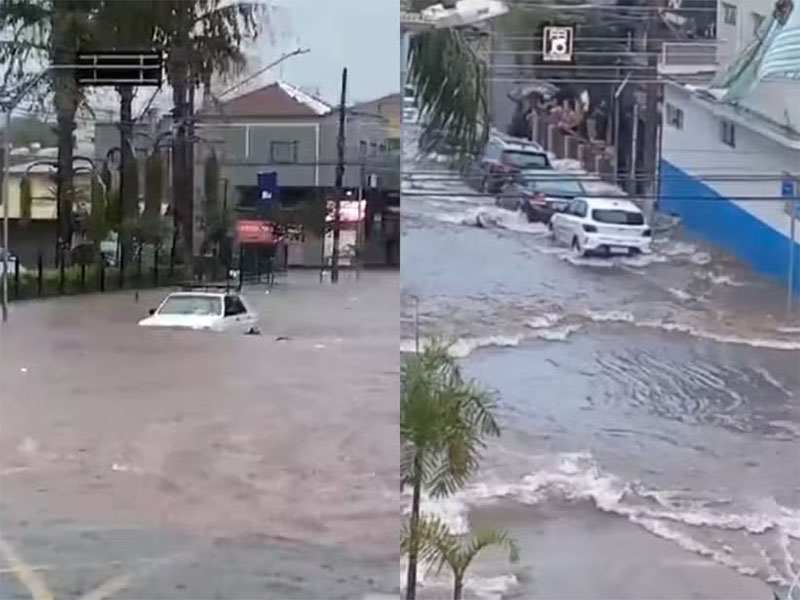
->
[75,51,163,86]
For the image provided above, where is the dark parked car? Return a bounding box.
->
[472,135,552,194]
[498,169,587,223]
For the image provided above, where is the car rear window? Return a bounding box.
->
[503,150,549,169]
[158,295,222,316]
[592,209,645,225]
[524,176,584,197]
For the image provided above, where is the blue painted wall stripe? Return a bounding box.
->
[659,160,800,294]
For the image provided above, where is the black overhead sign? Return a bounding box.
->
[76,51,162,86]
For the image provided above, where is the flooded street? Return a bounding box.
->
[401,133,800,599]
[0,271,399,599]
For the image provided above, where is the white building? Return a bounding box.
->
[716,0,774,65]
[659,0,800,289]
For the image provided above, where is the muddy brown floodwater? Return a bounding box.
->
[0,270,399,600]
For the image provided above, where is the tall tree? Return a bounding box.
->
[401,340,501,600]
[156,0,264,262]
[0,0,95,264]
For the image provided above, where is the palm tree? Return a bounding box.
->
[401,340,501,600]
[402,514,519,600]
[1,0,96,264]
[157,0,264,261]
[406,1,490,157]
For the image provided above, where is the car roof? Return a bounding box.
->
[166,291,230,299]
[583,197,642,212]
[489,134,545,154]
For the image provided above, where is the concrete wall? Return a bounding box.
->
[660,84,800,288]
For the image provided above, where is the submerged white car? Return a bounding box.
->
[139,290,260,334]
[549,197,652,256]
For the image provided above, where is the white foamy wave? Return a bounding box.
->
[466,573,519,600]
[561,254,617,268]
[400,335,523,358]
[628,515,760,578]
[691,252,713,265]
[530,324,582,341]
[526,313,563,329]
[697,271,747,287]
[668,287,703,303]
[422,451,799,587]
[583,310,800,351]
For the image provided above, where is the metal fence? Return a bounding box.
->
[7,245,283,302]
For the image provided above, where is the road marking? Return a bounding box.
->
[76,572,133,600]
[0,538,55,600]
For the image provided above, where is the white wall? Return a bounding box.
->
[716,0,774,66]
[662,84,800,237]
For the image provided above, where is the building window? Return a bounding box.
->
[370,142,378,156]
[359,140,367,156]
[722,2,737,25]
[270,141,298,164]
[665,103,684,129]
[752,12,765,34]
[720,119,736,147]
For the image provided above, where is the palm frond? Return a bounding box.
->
[460,528,520,573]
[404,515,520,579]
[401,338,501,499]
[407,27,489,158]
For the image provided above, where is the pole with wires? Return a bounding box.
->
[331,67,347,284]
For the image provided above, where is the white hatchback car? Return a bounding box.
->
[139,289,260,334]
[550,197,652,256]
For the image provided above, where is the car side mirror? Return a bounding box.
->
[148,308,156,316]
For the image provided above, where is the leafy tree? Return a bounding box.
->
[401,514,519,600]
[401,339,501,600]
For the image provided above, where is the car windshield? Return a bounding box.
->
[523,176,584,196]
[592,209,645,225]
[503,150,549,169]
[157,295,222,316]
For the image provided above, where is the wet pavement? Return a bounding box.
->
[0,270,399,599]
[401,130,800,599]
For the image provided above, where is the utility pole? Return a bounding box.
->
[642,0,662,220]
[331,67,347,284]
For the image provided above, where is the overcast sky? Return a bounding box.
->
[268,0,400,104]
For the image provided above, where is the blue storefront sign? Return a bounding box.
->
[257,171,279,206]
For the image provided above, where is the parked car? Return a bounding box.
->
[476,135,552,194]
[549,197,652,257]
[139,287,260,334]
[498,170,587,222]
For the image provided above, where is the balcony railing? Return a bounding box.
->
[658,41,723,75]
